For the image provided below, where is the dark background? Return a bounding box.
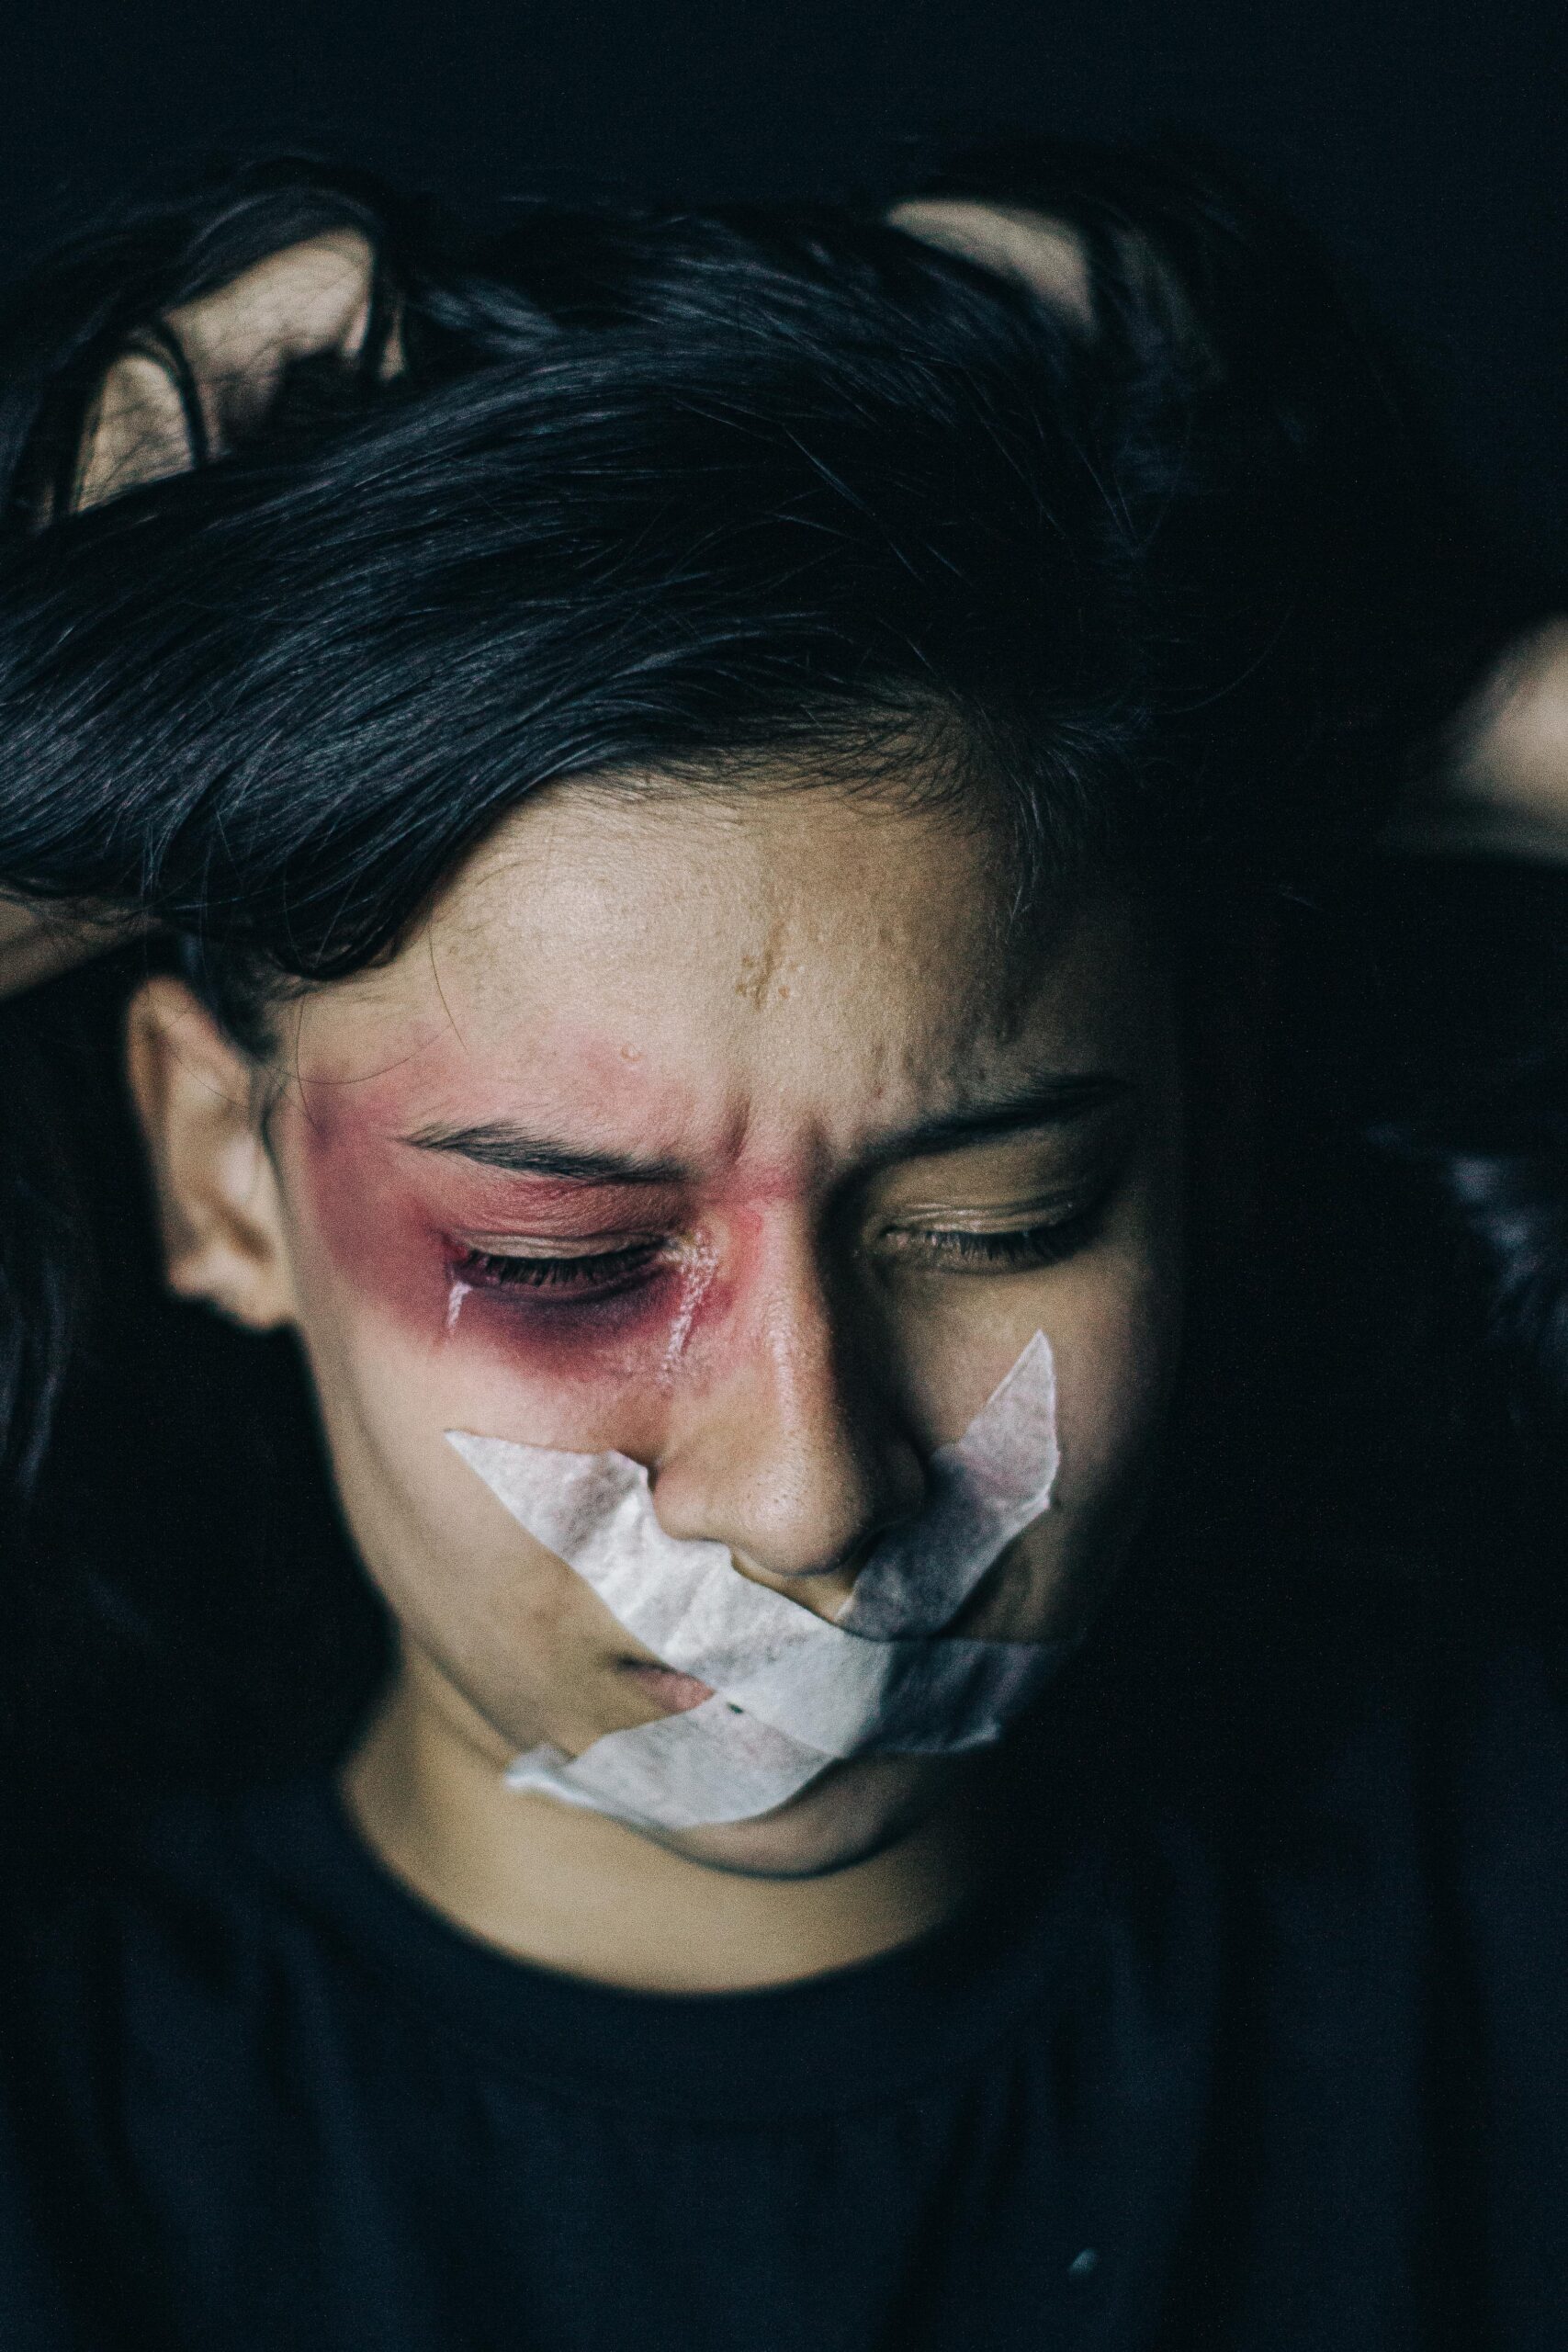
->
[6,0,1564,570]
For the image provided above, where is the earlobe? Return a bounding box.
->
[124,977,300,1331]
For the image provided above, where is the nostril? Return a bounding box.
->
[727,1535,882,1622]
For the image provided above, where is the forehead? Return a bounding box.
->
[284,781,1166,1150]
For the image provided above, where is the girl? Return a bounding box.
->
[0,146,1563,2348]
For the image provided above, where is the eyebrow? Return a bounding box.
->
[402,1075,1130,1186]
[868,1073,1130,1164]
[401,1125,691,1184]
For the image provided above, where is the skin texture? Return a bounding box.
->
[129,776,1188,1989]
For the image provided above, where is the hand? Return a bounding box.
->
[1391,617,1568,864]
[0,896,139,999]
[1,232,400,1001]
[886,198,1094,328]
[72,228,398,512]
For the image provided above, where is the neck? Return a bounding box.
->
[340,1650,990,1994]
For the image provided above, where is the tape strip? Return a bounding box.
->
[450,1330,1062,1829]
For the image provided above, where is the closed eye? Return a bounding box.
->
[453,1239,667,1298]
[874,1204,1102,1275]
[451,1193,1105,1303]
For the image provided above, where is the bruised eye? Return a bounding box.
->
[453,1240,667,1298]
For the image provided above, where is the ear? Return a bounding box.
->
[124,976,300,1331]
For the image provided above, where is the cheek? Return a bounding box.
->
[1040,1185,1185,1588]
[1056,1127,1187,1501]
[288,1116,450,1339]
[965,1268,1179,1643]
[1054,1280,1177,1503]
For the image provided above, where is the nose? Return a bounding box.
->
[648,1225,927,1616]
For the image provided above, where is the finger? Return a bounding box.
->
[887,199,1095,330]
[0,898,142,1000]
[73,228,403,514]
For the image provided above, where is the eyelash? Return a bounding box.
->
[881,1211,1097,1273]
[453,1207,1097,1302]
[455,1240,664,1298]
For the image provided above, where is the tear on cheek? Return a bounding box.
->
[659,1238,720,1384]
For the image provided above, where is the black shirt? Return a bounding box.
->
[4,1567,1567,2352]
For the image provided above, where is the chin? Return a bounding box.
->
[639,1752,968,1881]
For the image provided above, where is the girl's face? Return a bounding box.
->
[159,780,1187,1875]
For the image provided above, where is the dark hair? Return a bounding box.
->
[0,145,1544,1814]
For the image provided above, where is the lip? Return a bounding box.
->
[618,1660,716,1714]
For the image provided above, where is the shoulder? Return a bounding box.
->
[0,1776,368,2192]
[1,1777,350,2022]
[0,1784,313,2346]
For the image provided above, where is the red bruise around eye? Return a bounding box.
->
[293,1093,734,1382]
[446,1252,705,1362]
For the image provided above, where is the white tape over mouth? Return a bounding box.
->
[446,1331,1064,1832]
